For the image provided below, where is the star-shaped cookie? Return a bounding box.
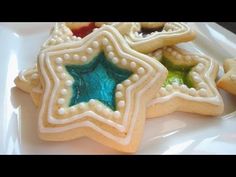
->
[37,25,167,152]
[217,59,236,95]
[124,22,196,53]
[15,22,134,107]
[147,46,224,118]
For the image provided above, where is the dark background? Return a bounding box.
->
[217,22,236,33]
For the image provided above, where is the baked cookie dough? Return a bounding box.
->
[124,22,196,53]
[147,46,224,118]
[36,25,167,152]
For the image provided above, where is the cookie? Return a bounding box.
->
[37,25,167,152]
[43,22,133,49]
[14,65,42,106]
[124,22,196,53]
[147,46,224,118]
[94,22,134,35]
[16,22,134,105]
[217,59,236,95]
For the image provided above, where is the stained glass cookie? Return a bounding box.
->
[124,22,196,53]
[15,22,134,107]
[37,25,167,152]
[147,46,224,118]
[217,59,236,95]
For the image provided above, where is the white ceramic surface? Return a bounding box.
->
[0,22,236,154]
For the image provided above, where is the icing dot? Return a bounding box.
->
[108,52,114,58]
[116,91,123,98]
[72,36,77,40]
[172,82,179,89]
[70,106,77,112]
[58,108,65,115]
[96,104,103,112]
[193,76,202,83]
[118,101,125,107]
[102,38,109,46]
[56,38,64,43]
[113,111,121,119]
[92,41,99,48]
[64,53,70,60]
[189,88,196,96]
[106,45,113,52]
[112,57,119,64]
[137,67,145,75]
[180,84,188,93]
[131,74,139,81]
[56,57,63,64]
[230,74,236,81]
[54,30,61,36]
[130,62,137,69]
[57,98,65,105]
[191,71,198,77]
[198,82,207,89]
[185,56,191,61]
[65,36,70,42]
[86,47,93,54]
[104,108,112,116]
[60,73,67,79]
[31,73,39,80]
[81,56,87,62]
[166,84,173,91]
[160,87,168,96]
[196,63,204,72]
[121,58,127,65]
[65,80,73,86]
[57,66,63,72]
[61,89,67,95]
[117,84,123,90]
[50,38,56,44]
[78,103,86,109]
[73,54,80,61]
[89,99,96,106]
[124,79,131,86]
[198,88,208,97]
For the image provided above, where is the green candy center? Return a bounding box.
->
[160,56,195,88]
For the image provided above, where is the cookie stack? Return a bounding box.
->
[14,22,225,153]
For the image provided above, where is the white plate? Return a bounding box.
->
[0,22,236,154]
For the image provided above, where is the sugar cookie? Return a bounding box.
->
[124,22,196,53]
[147,46,224,118]
[37,25,167,152]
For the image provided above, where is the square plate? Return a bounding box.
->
[0,22,236,154]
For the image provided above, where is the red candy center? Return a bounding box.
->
[70,22,97,38]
